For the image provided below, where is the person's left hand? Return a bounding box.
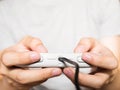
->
[63,37,118,89]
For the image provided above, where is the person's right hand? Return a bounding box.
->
[0,36,62,90]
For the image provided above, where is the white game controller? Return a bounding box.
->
[18,53,91,68]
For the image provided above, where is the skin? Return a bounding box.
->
[63,36,120,90]
[0,35,120,90]
[0,36,62,90]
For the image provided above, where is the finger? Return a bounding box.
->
[63,68,75,82]
[74,37,97,53]
[64,68,109,89]
[18,36,48,52]
[82,53,118,69]
[8,68,62,84]
[2,51,40,66]
[78,73,110,89]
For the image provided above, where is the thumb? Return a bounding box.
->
[74,37,97,53]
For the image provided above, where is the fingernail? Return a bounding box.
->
[52,69,61,76]
[30,52,40,62]
[37,45,48,53]
[110,60,118,69]
[75,46,86,53]
[82,53,92,61]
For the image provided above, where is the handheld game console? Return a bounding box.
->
[18,53,91,68]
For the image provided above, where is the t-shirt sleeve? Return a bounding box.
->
[99,0,120,38]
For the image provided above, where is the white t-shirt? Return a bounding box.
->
[0,0,120,90]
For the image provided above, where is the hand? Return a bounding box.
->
[0,36,62,90]
[63,37,118,89]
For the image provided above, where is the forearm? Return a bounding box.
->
[99,35,120,90]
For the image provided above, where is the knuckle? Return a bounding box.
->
[40,74,48,81]
[1,52,11,66]
[78,38,90,45]
[0,66,8,76]
[24,36,43,47]
[110,59,118,69]
[95,84,103,89]
[1,47,16,66]
[95,79,105,89]
[79,37,96,45]
[31,38,42,46]
[23,35,42,44]
[16,73,27,84]
[20,35,35,44]
[40,71,51,81]
[0,57,9,76]
[22,35,33,41]
[2,51,21,66]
